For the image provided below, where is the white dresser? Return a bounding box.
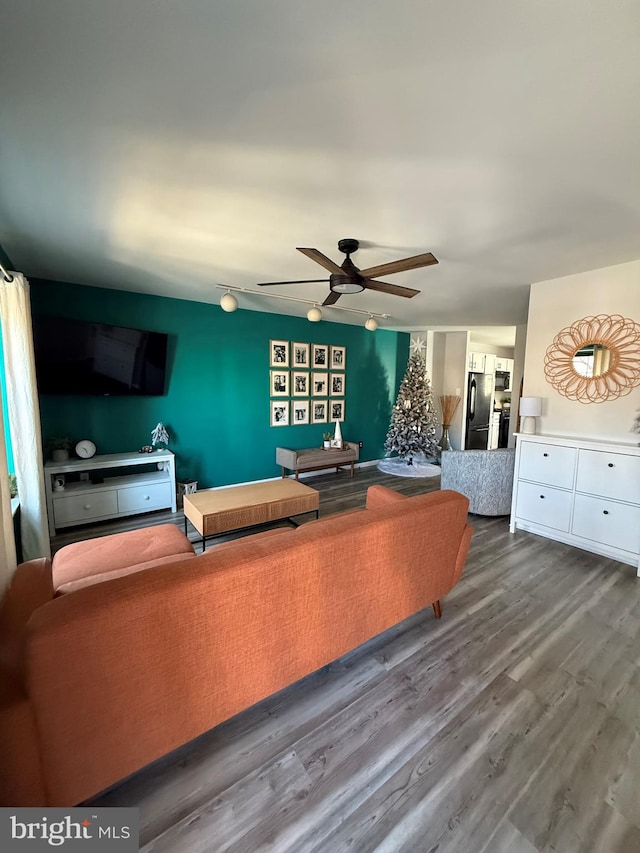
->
[509,433,640,574]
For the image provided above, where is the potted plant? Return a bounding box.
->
[8,474,17,498]
[323,432,332,449]
[46,436,73,462]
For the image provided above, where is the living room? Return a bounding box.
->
[2,2,640,850]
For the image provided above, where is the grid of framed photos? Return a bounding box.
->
[269,340,346,427]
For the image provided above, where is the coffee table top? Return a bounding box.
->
[184,479,318,515]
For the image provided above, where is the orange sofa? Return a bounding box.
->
[0,486,472,807]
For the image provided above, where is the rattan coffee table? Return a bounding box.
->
[183,479,320,550]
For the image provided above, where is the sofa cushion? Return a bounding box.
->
[52,524,195,590]
[55,552,198,595]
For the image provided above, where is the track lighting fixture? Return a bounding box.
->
[365,316,378,331]
[307,305,323,322]
[220,290,238,313]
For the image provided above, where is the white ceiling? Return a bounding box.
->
[1,1,640,344]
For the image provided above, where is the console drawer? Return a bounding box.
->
[572,494,640,553]
[117,481,173,513]
[576,450,640,504]
[518,441,576,489]
[515,480,572,532]
[53,490,118,526]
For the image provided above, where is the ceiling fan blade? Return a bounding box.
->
[256,279,329,286]
[297,248,345,275]
[359,252,438,279]
[363,279,420,298]
[322,291,342,306]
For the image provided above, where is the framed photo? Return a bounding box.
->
[270,401,289,427]
[291,399,309,424]
[331,345,346,369]
[292,371,309,396]
[312,371,328,396]
[292,342,310,367]
[312,344,329,367]
[330,373,345,396]
[311,399,328,423]
[270,340,289,367]
[270,370,289,397]
[330,399,345,422]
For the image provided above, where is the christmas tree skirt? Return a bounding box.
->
[377,457,441,478]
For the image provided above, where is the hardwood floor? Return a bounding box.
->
[60,467,640,852]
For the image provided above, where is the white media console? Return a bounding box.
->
[44,449,177,536]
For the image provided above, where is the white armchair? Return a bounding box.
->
[440,449,516,515]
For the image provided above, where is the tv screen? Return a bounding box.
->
[33,315,168,396]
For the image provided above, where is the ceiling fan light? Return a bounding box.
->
[365,316,378,331]
[307,305,323,322]
[329,274,365,294]
[220,291,238,313]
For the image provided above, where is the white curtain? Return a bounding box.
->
[0,271,50,566]
[0,392,17,591]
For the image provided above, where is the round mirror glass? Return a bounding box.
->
[572,343,611,378]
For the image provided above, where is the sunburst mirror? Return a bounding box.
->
[544,314,640,403]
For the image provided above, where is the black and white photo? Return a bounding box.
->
[270,339,289,367]
[291,399,309,424]
[311,400,328,423]
[292,371,309,397]
[331,345,346,369]
[312,371,328,396]
[293,342,310,367]
[270,401,289,426]
[312,344,328,367]
[331,400,345,421]
[330,373,345,396]
[270,370,289,396]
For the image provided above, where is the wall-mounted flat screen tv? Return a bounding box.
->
[33,315,169,396]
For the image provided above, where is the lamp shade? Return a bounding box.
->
[307,306,322,322]
[519,397,542,417]
[220,292,238,313]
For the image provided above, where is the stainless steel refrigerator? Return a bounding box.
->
[465,371,493,449]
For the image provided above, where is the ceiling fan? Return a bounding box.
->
[257,238,438,306]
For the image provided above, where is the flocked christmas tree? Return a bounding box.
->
[384,343,440,464]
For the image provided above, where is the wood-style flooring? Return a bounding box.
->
[53,467,640,852]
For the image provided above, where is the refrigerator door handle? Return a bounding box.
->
[469,379,476,420]
[474,426,490,432]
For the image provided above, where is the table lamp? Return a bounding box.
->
[519,397,542,434]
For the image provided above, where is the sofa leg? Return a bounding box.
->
[432,600,442,619]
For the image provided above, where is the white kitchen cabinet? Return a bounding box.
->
[489,414,501,450]
[510,434,640,574]
[468,351,486,372]
[45,450,177,536]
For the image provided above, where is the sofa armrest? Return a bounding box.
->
[451,523,474,587]
[0,559,54,647]
[366,485,407,509]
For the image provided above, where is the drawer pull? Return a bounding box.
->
[144,495,150,501]
[603,510,609,515]
[607,463,614,468]
[539,495,545,499]
[543,453,549,457]
[84,504,91,510]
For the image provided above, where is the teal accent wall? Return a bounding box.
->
[30,280,409,488]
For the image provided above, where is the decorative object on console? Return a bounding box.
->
[75,439,96,459]
[46,436,73,463]
[332,419,343,448]
[519,397,543,435]
[544,314,640,403]
[139,445,154,453]
[53,475,65,492]
[323,432,332,449]
[151,422,169,448]
[438,394,461,452]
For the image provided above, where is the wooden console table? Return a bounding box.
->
[276,442,359,480]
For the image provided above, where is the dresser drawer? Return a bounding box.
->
[572,494,640,553]
[515,480,572,532]
[518,441,577,489]
[117,481,173,513]
[53,490,118,525]
[576,450,640,504]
